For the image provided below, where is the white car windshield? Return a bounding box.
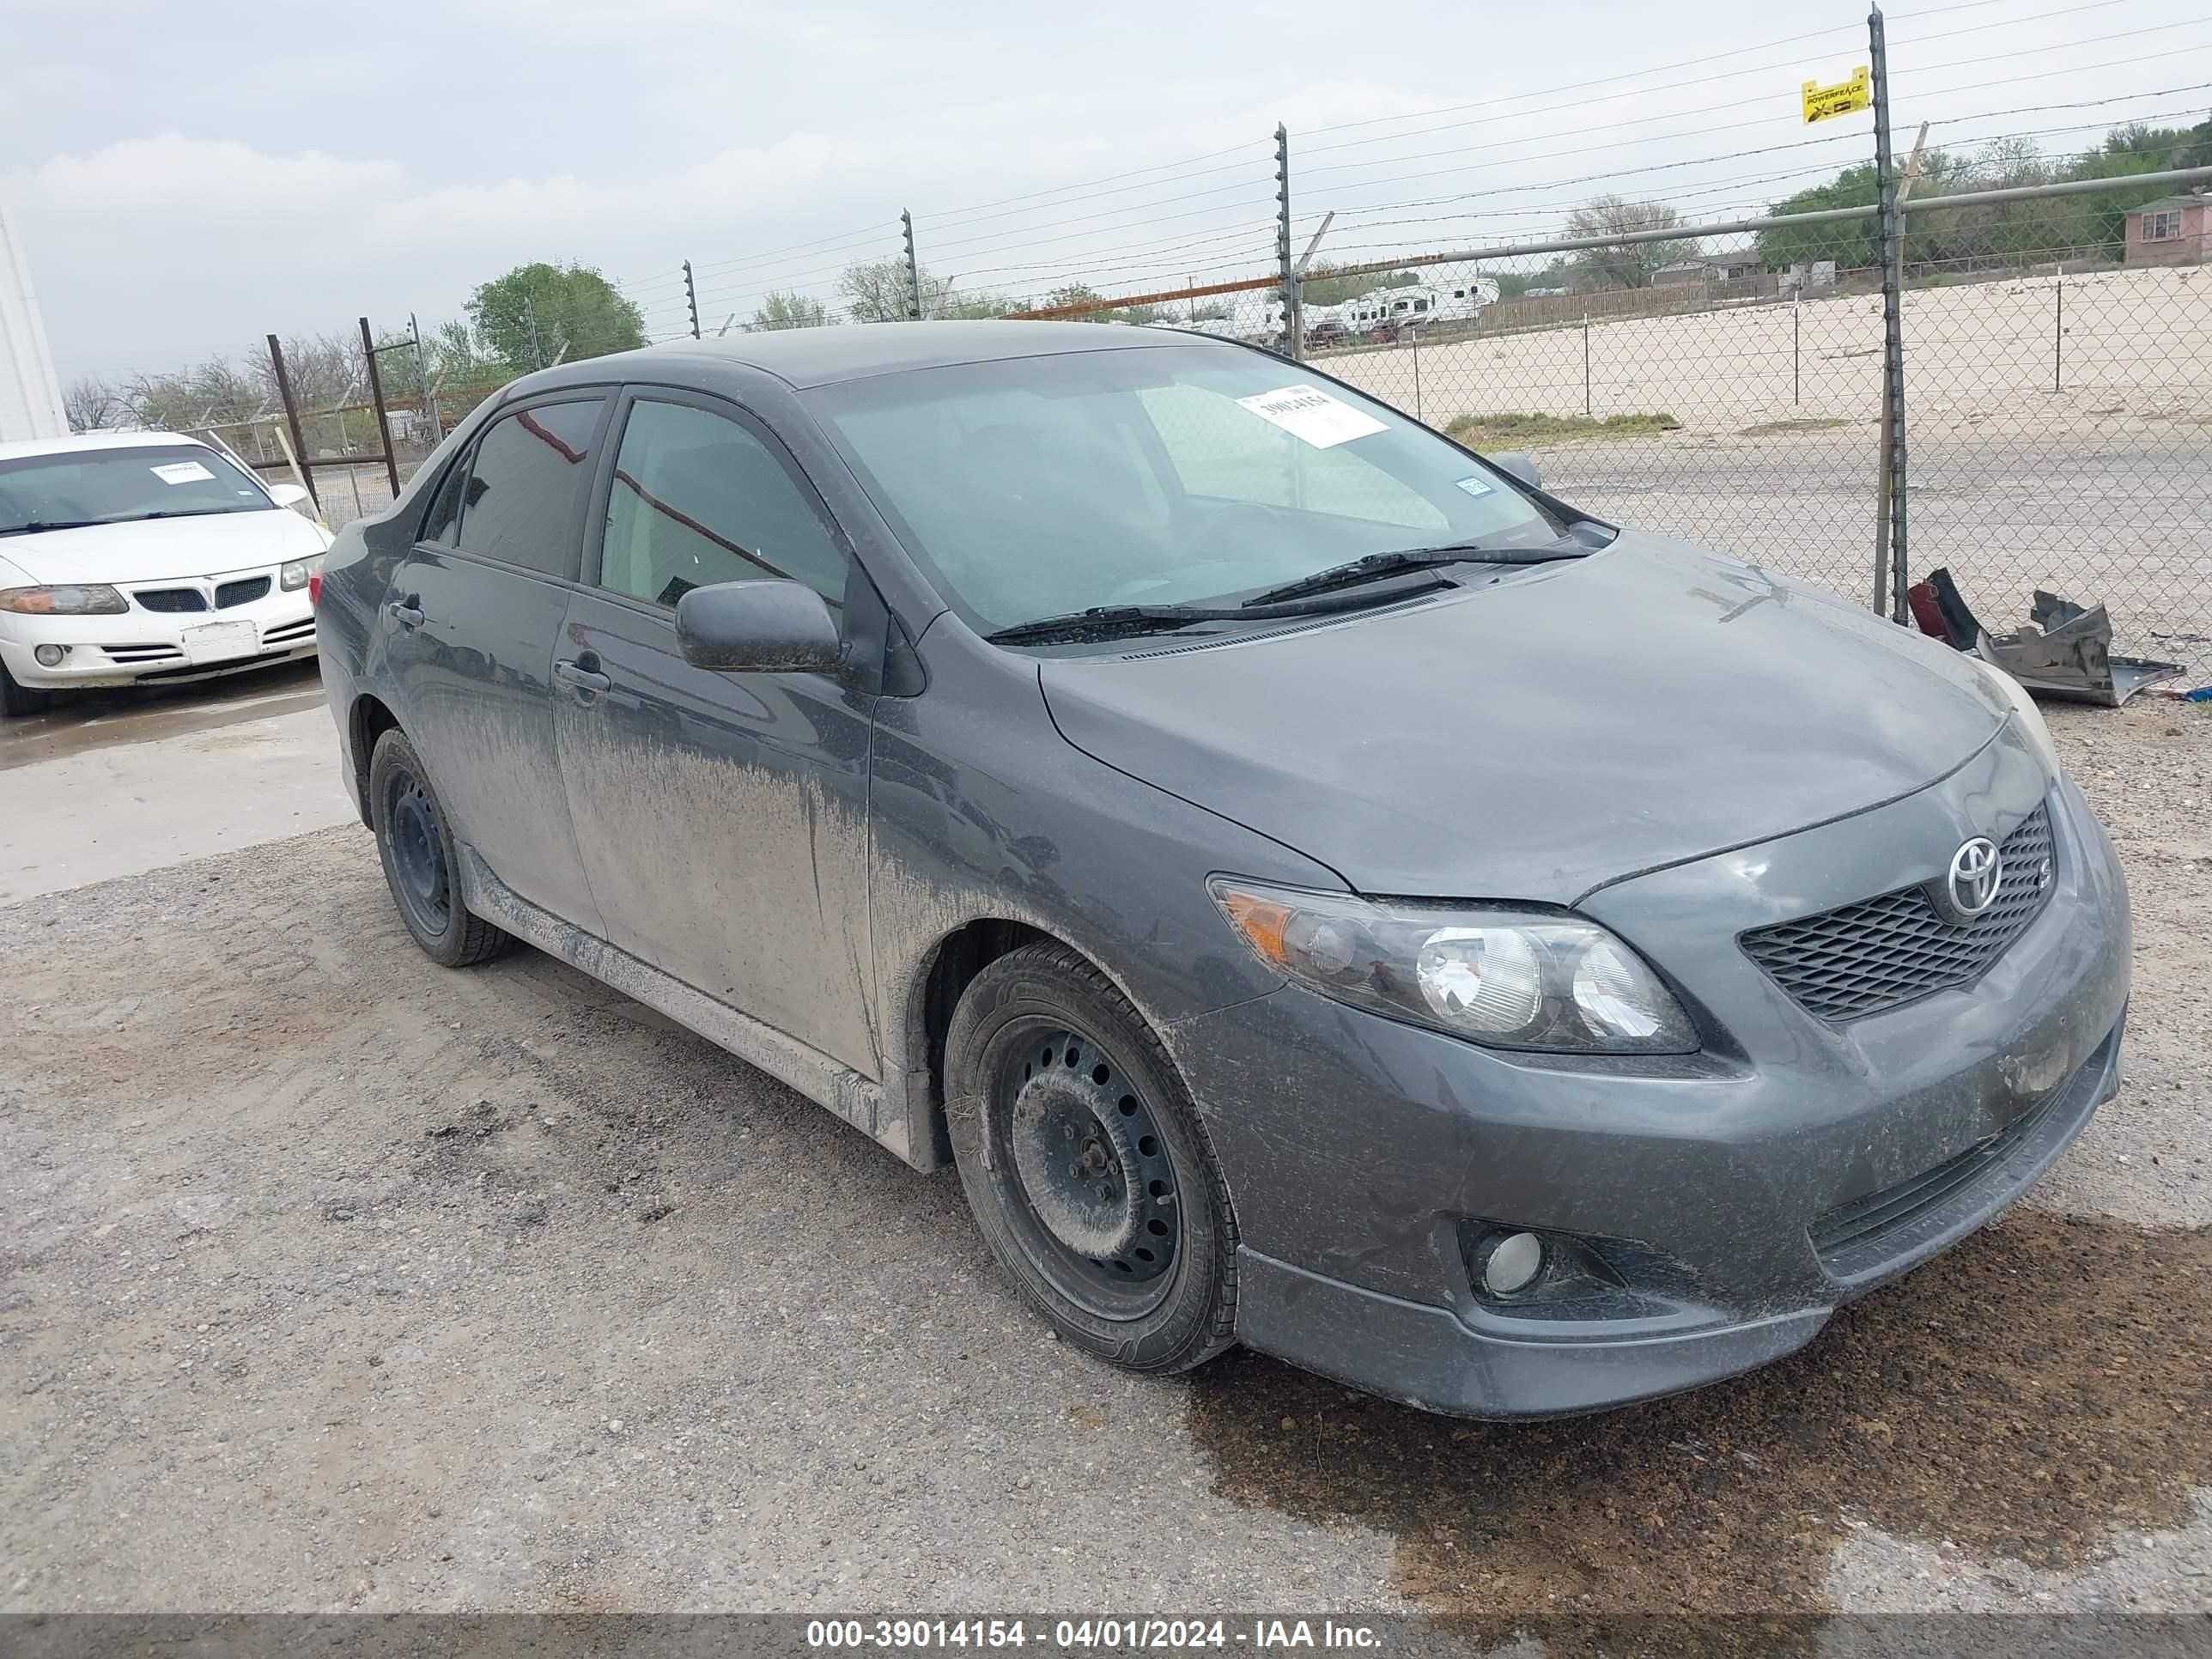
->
[0,445,276,537]
[805,343,1566,633]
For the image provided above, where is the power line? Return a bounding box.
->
[1296,0,2126,163]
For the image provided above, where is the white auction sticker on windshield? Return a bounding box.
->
[1237,385,1389,449]
[150,460,216,485]
[1455,476,1496,499]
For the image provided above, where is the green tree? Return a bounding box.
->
[753,289,830,331]
[466,262,646,372]
[841,258,941,322]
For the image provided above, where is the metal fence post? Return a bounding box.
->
[2054,271,2063,393]
[1274,125,1300,361]
[1793,296,1802,406]
[1412,326,1422,421]
[265,332,316,510]
[684,261,702,340]
[901,210,925,321]
[1869,3,1911,622]
[409,313,441,448]
[359,316,401,495]
[1583,315,1592,416]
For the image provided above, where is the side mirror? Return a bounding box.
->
[268,482,311,508]
[677,580,843,675]
[1489,452,1541,491]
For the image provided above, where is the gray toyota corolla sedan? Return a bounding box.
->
[316,321,2129,1417]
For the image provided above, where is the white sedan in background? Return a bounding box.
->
[0,432,332,716]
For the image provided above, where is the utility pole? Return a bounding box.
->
[902,210,926,320]
[1869,5,1915,623]
[1274,124,1299,360]
[409,313,441,447]
[523,293,546,370]
[684,260,702,339]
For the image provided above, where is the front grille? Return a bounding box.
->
[100,643,186,665]
[1741,804,2056,1021]
[134,587,207,613]
[215,576,270,608]
[262,617,316,647]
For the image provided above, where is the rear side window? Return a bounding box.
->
[599,398,848,611]
[453,399,606,578]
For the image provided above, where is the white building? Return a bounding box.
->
[0,201,67,442]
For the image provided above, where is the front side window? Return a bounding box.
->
[599,399,848,611]
[0,444,272,537]
[807,343,1563,634]
[453,399,606,578]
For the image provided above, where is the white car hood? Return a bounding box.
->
[0,508,329,586]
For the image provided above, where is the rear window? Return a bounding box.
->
[453,400,607,579]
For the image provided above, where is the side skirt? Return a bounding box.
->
[455,844,938,1172]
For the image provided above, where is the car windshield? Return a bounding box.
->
[0,444,275,536]
[804,343,1571,633]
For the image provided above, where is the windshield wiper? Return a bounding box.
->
[135,509,246,521]
[1242,539,1587,607]
[0,519,106,537]
[988,577,1459,646]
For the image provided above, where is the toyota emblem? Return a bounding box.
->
[1938,836,2003,922]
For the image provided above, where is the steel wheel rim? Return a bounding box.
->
[385,769,451,934]
[986,1019,1182,1320]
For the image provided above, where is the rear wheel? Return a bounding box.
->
[368,727,511,967]
[945,943,1237,1374]
[0,656,54,718]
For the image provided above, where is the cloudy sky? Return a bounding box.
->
[6,0,2208,385]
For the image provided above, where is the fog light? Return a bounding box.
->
[1478,1230,1547,1297]
[33,643,66,667]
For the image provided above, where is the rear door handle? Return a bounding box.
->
[388,600,425,629]
[553,659,611,695]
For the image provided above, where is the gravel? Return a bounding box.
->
[1,694,2206,1624]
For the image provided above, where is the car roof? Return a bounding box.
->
[0,430,210,463]
[513,319,1218,396]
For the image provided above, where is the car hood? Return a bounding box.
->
[1039,533,2010,902]
[0,508,328,586]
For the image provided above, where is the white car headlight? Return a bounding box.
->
[1210,878,1697,1054]
[1973,655,2060,777]
[0,583,129,616]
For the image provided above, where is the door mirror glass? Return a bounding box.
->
[1489,451,1541,490]
[267,482,311,508]
[677,580,843,674]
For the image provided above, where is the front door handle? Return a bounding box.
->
[388,599,425,629]
[553,659,611,695]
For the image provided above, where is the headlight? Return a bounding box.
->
[0,584,128,616]
[280,554,327,592]
[1209,878,1697,1054]
[1972,655,2059,777]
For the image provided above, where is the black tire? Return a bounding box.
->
[945,942,1237,1375]
[368,726,512,968]
[1,656,54,718]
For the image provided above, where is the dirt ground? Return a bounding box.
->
[2,696,2208,1638]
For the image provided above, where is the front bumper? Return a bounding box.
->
[0,573,316,689]
[1170,740,2130,1418]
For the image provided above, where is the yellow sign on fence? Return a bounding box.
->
[1802,65,1872,124]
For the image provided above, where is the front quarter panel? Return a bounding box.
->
[868,627,1345,1110]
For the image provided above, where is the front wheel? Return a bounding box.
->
[368,726,512,968]
[945,943,1237,1374]
[0,656,53,718]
